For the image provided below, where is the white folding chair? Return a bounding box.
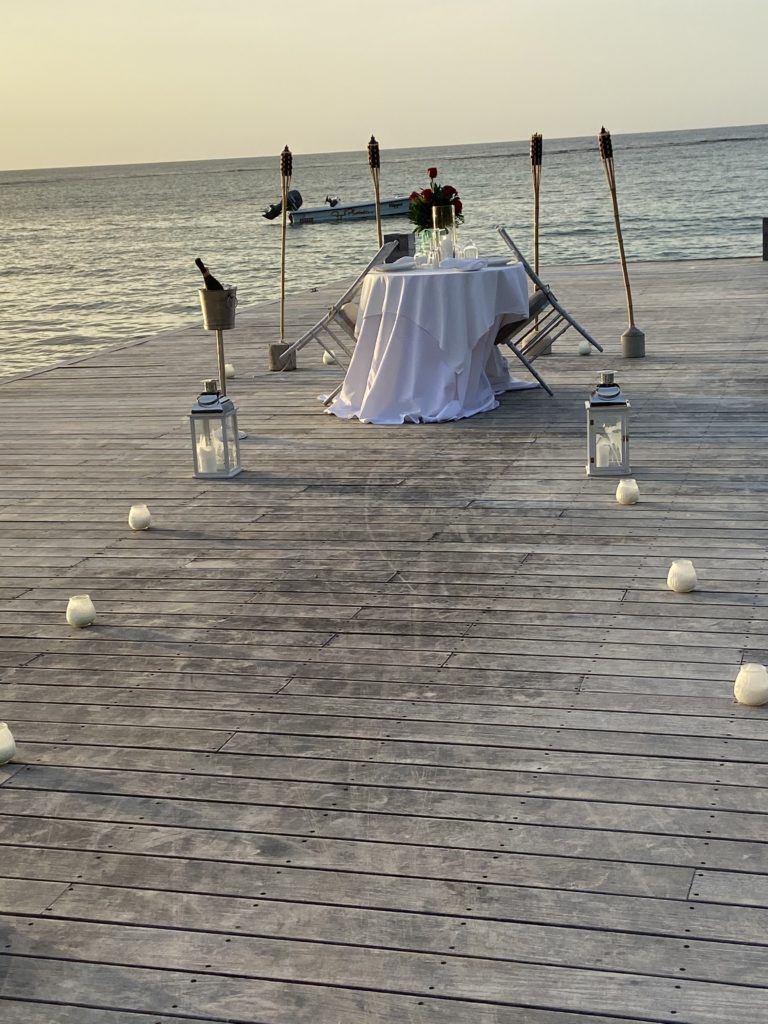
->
[277,241,398,375]
[494,226,603,394]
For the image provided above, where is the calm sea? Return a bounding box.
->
[1,124,766,378]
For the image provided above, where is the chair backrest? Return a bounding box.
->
[333,240,398,311]
[497,227,553,295]
[496,224,603,355]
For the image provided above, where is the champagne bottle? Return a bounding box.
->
[195,257,224,290]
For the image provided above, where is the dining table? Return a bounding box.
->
[325,259,536,425]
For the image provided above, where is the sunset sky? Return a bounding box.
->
[3,0,766,170]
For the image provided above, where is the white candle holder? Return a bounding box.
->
[667,559,697,593]
[734,663,768,706]
[615,479,640,505]
[66,594,96,628]
[128,504,152,530]
[0,722,16,765]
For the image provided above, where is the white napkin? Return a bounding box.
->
[438,257,487,271]
[373,256,417,273]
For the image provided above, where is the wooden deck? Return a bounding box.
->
[1,254,767,1024]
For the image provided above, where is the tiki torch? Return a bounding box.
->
[530,132,543,277]
[598,127,645,358]
[279,144,292,342]
[368,135,383,248]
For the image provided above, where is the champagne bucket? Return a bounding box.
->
[198,287,237,331]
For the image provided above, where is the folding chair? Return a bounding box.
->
[494,226,603,395]
[276,240,398,376]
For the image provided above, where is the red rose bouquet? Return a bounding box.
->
[407,167,464,230]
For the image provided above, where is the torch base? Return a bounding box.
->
[621,326,645,359]
[268,343,297,372]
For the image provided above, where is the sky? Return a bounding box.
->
[2,0,766,171]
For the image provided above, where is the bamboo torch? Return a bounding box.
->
[279,144,292,342]
[368,135,383,248]
[598,127,645,357]
[530,132,543,277]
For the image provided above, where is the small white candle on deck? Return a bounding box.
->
[224,363,236,379]
[578,340,592,356]
[0,722,16,765]
[66,594,96,628]
[734,663,768,706]
[615,478,640,505]
[666,559,697,593]
[322,350,337,366]
[128,504,152,530]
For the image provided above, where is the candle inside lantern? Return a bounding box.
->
[66,594,96,628]
[595,436,612,467]
[128,504,151,530]
[0,722,16,765]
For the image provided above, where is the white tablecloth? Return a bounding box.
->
[327,263,534,425]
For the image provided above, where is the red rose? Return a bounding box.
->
[427,167,438,179]
[441,185,457,198]
[421,188,433,202]
[453,198,463,214]
[409,191,420,201]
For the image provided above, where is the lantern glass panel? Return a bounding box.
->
[593,410,626,469]
[193,415,227,476]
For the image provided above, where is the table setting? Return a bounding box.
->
[325,167,539,425]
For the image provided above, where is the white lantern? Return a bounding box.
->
[190,379,242,479]
[66,594,96,628]
[734,663,768,706]
[128,504,151,530]
[0,722,16,765]
[586,370,630,476]
[667,559,697,593]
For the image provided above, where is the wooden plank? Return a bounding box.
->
[0,785,764,872]
[0,1001,213,1024]
[3,844,765,946]
[37,881,768,986]
[3,693,764,740]
[0,814,694,899]
[3,916,768,1023]
[0,960,652,1024]
[0,877,68,913]
[13,738,758,792]
[690,870,768,908]
[10,757,768,818]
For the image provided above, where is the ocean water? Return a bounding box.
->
[1,124,766,379]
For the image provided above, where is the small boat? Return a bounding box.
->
[263,192,410,225]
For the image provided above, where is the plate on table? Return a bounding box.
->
[482,255,512,266]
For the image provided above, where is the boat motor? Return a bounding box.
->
[262,189,303,220]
